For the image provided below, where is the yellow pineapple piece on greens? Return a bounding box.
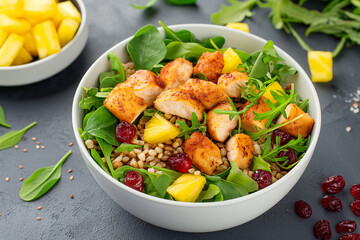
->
[12,48,33,65]
[0,0,23,18]
[0,29,9,48]
[263,81,285,104]
[222,47,243,73]
[23,0,57,25]
[167,174,206,202]
[32,20,61,59]
[144,113,179,144]
[21,32,38,57]
[0,14,31,34]
[0,33,23,66]
[57,17,80,47]
[53,1,81,27]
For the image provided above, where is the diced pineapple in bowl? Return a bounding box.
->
[0,0,88,86]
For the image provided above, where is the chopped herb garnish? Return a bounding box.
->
[177,112,207,139]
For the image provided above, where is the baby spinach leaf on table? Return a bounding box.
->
[0,122,36,150]
[107,52,126,83]
[90,149,111,175]
[116,144,143,153]
[96,137,115,177]
[127,24,167,70]
[79,96,103,110]
[152,174,172,198]
[204,175,248,200]
[165,42,215,60]
[130,0,157,9]
[165,0,197,5]
[177,112,207,139]
[19,150,72,201]
[0,104,10,128]
[227,161,258,192]
[83,106,119,146]
[196,184,223,202]
[211,0,257,25]
[252,155,271,172]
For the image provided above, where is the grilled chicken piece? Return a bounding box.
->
[226,133,254,169]
[158,58,193,90]
[193,51,224,84]
[183,131,222,175]
[207,101,238,142]
[241,97,271,133]
[180,78,228,109]
[104,86,147,123]
[122,70,163,106]
[217,71,248,98]
[154,88,204,121]
[276,103,315,138]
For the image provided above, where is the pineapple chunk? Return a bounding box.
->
[57,17,79,47]
[32,20,61,59]
[0,0,23,18]
[12,48,33,65]
[226,22,250,33]
[0,29,9,48]
[21,32,38,56]
[308,51,333,83]
[0,14,31,34]
[166,174,206,202]
[53,0,81,27]
[23,0,57,24]
[0,33,23,66]
[222,47,243,73]
[144,113,179,144]
[263,81,285,104]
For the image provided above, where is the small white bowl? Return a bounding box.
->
[72,24,321,233]
[0,0,88,87]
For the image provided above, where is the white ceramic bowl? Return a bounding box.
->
[0,0,88,86]
[72,24,321,233]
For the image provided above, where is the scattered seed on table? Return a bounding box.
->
[70,194,74,199]
[36,217,41,220]
[19,165,23,169]
[32,137,37,141]
[37,206,42,210]
[14,145,19,149]
[36,141,40,145]
[346,126,352,132]
[68,142,73,146]
[19,178,23,181]
[41,146,45,149]
[36,145,40,149]
[23,149,28,152]
[68,169,73,173]
[5,177,9,182]
[69,176,74,181]
[0,213,2,216]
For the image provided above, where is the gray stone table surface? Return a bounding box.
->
[1,0,360,239]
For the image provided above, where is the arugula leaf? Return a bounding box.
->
[177,112,207,139]
[211,0,257,25]
[130,0,157,9]
[0,104,10,128]
[142,109,163,119]
[116,144,143,153]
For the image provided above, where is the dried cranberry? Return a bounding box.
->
[295,200,312,218]
[167,153,192,173]
[115,121,136,143]
[351,184,360,200]
[124,170,144,192]
[314,219,331,240]
[336,221,357,234]
[350,200,360,216]
[271,129,293,146]
[321,195,343,212]
[339,233,360,240]
[252,170,272,189]
[321,175,345,194]
[276,148,298,169]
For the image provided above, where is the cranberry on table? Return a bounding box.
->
[351,184,360,200]
[252,170,272,189]
[314,219,331,240]
[339,233,360,240]
[115,121,136,143]
[124,170,144,192]
[295,200,312,218]
[276,148,298,169]
[271,129,293,146]
[336,220,357,234]
[167,153,192,173]
[351,200,360,217]
[321,195,343,212]
[321,175,345,194]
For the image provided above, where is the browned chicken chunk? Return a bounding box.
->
[217,71,248,98]
[183,131,222,175]
[226,133,254,169]
[180,78,228,109]
[207,101,238,142]
[241,97,271,133]
[158,58,193,90]
[154,88,205,121]
[276,103,315,138]
[193,51,224,84]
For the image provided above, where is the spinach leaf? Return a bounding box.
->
[196,184,223,202]
[201,36,225,49]
[205,175,248,200]
[211,0,257,25]
[19,150,72,201]
[100,77,118,89]
[79,96,103,110]
[107,52,126,83]
[159,21,199,43]
[252,155,271,172]
[90,149,110,175]
[165,42,215,60]
[83,111,95,129]
[249,52,268,78]
[99,71,114,83]
[127,24,167,70]
[145,165,182,180]
[232,49,251,62]
[0,104,10,128]
[165,0,197,5]
[83,106,119,146]
[130,0,157,9]
[227,161,258,192]
[96,137,115,177]
[116,144,143,153]
[0,122,36,150]
[153,174,172,198]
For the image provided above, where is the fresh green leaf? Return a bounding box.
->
[100,77,118,89]
[165,0,197,5]
[196,184,222,202]
[19,150,72,201]
[204,175,248,200]
[127,24,167,70]
[211,0,257,25]
[116,144,143,153]
[152,174,172,198]
[165,42,215,60]
[96,137,115,177]
[252,155,271,172]
[79,96,103,110]
[201,36,225,49]
[159,21,200,43]
[107,52,126,83]
[0,104,10,128]
[226,160,258,192]
[130,0,157,9]
[0,122,36,150]
[145,165,182,180]
[83,111,95,129]
[142,109,163,119]
[194,73,209,81]
[91,149,111,175]
[177,112,207,139]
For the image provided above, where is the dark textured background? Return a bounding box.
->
[1,0,359,239]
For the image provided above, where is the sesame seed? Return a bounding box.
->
[346,126,352,132]
[5,177,9,182]
[70,194,74,199]
[36,145,40,149]
[37,206,42,210]
[68,142,73,146]
[69,176,74,181]
[23,149,28,152]
[14,145,19,149]
[0,213,2,216]
[36,141,40,145]
[36,217,41,220]
[68,169,73,173]
[41,146,45,149]
[32,137,37,141]
[19,165,23,169]
[19,178,23,181]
